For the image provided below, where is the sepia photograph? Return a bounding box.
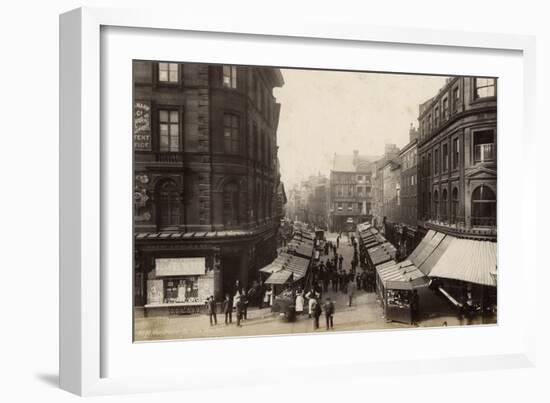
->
[132,61,497,341]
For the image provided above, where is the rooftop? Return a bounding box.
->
[332,153,379,173]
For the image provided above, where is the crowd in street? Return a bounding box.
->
[204,232,369,332]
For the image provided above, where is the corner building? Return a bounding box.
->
[132,62,285,312]
[417,76,497,239]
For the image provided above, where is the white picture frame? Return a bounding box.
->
[59,6,537,396]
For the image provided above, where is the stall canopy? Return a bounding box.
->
[367,242,397,266]
[260,252,310,283]
[428,238,497,287]
[410,231,446,269]
[376,260,430,290]
[265,270,293,285]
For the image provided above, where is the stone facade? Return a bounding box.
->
[417,76,497,241]
[133,62,285,306]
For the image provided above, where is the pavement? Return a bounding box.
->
[134,232,495,342]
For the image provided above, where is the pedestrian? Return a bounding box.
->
[295,288,305,316]
[338,254,343,271]
[324,297,335,330]
[332,270,339,292]
[348,279,356,307]
[206,295,217,326]
[336,236,340,249]
[223,293,233,324]
[264,286,273,308]
[240,288,248,320]
[306,288,318,318]
[313,298,322,329]
[235,296,243,327]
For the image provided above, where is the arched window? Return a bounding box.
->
[451,187,459,224]
[472,185,496,226]
[157,180,180,229]
[433,190,439,220]
[223,182,239,227]
[441,189,448,221]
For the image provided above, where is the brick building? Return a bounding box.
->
[132,61,285,311]
[329,151,377,232]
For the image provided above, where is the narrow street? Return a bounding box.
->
[134,232,492,342]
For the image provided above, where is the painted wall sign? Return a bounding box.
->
[134,101,152,151]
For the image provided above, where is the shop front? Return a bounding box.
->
[144,257,222,317]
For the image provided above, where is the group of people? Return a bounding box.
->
[205,280,276,328]
[293,287,335,330]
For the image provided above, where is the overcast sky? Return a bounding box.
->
[273,69,448,189]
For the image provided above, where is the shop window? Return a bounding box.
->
[473,130,495,163]
[474,78,496,99]
[157,180,181,229]
[159,110,180,152]
[472,185,496,227]
[223,114,240,154]
[164,277,199,303]
[223,182,240,227]
[158,62,178,83]
[222,65,237,89]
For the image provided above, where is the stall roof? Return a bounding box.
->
[408,229,436,263]
[411,231,446,267]
[418,234,455,275]
[265,270,293,284]
[429,238,497,287]
[377,260,429,290]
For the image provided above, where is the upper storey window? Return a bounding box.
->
[223,65,238,89]
[159,110,180,152]
[158,63,179,83]
[474,78,496,99]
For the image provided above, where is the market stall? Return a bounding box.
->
[376,259,429,324]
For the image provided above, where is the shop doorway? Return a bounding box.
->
[221,256,240,296]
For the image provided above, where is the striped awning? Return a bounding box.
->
[376,260,429,290]
[265,270,293,284]
[429,238,497,287]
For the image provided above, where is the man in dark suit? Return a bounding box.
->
[324,297,335,330]
[223,294,233,325]
[206,295,217,326]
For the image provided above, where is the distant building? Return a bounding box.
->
[397,125,419,256]
[329,151,378,232]
[371,144,400,231]
[132,62,285,311]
